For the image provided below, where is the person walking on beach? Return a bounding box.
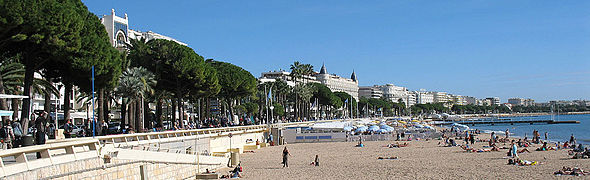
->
[491,132,495,142]
[505,129,509,139]
[510,140,518,158]
[282,147,291,167]
[314,155,320,166]
[570,134,576,145]
[544,132,548,140]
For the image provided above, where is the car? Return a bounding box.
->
[107,122,122,134]
[60,124,83,136]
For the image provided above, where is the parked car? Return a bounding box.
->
[60,124,83,137]
[107,122,122,134]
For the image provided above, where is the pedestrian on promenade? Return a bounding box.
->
[12,119,22,148]
[1,120,15,149]
[64,119,73,138]
[282,146,291,167]
[35,112,48,158]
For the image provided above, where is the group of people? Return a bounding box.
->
[1,118,23,149]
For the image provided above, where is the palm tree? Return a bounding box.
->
[115,67,156,132]
[0,60,59,122]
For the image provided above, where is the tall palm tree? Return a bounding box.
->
[115,67,156,132]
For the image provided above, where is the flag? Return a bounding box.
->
[344,98,348,103]
[311,99,317,108]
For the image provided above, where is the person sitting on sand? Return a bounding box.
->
[536,142,548,151]
[356,137,364,147]
[388,142,408,148]
[461,145,474,152]
[377,156,398,160]
[517,159,538,166]
[554,167,590,176]
[231,163,243,178]
[518,148,531,153]
[563,141,570,149]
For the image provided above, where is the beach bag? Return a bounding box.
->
[13,125,22,137]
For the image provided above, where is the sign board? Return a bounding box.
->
[228,133,233,138]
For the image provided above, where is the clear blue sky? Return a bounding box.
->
[83,0,590,102]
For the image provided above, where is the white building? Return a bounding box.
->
[101,9,186,50]
[315,64,359,100]
[450,94,467,105]
[464,96,479,105]
[372,84,418,106]
[433,92,451,104]
[258,64,359,100]
[415,91,434,104]
[359,86,383,99]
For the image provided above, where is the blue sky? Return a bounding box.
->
[83,1,590,102]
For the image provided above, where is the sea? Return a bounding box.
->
[465,114,590,145]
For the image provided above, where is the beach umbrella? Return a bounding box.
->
[376,129,389,133]
[380,125,394,130]
[368,125,380,132]
[355,126,368,133]
[343,126,353,131]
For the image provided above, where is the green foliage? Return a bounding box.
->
[116,67,156,100]
[130,39,216,99]
[272,102,285,116]
[208,60,257,100]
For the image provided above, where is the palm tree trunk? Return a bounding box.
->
[128,100,134,130]
[121,98,126,126]
[0,76,9,121]
[177,96,183,128]
[135,100,141,132]
[171,98,177,128]
[64,82,72,122]
[21,66,34,133]
[98,89,104,124]
[156,98,163,128]
[143,96,149,130]
[11,98,19,121]
[43,79,51,114]
[228,98,234,126]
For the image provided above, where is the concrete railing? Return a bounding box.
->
[96,125,268,148]
[0,120,348,178]
[0,139,100,177]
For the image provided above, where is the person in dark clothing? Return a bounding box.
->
[64,119,73,138]
[35,112,48,158]
[314,155,320,166]
[469,134,475,145]
[282,147,291,167]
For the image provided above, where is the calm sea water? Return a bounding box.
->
[465,114,590,145]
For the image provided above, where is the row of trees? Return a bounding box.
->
[0,0,261,133]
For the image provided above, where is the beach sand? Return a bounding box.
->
[238,139,590,179]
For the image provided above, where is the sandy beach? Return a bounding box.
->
[239,138,590,179]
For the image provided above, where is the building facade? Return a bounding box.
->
[315,64,359,100]
[359,86,383,99]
